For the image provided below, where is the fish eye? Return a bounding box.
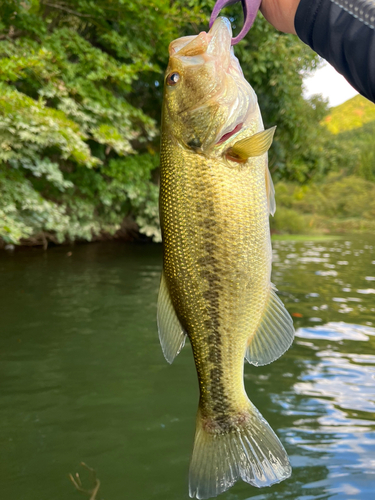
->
[166,72,181,86]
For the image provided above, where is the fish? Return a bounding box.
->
[157,17,294,499]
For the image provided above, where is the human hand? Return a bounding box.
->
[260,0,301,34]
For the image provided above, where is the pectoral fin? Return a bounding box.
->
[245,284,294,366]
[157,271,186,364]
[227,126,276,162]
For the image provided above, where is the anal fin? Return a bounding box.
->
[157,271,186,364]
[245,285,294,366]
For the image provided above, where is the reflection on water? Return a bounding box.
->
[1,236,375,499]
[286,323,375,500]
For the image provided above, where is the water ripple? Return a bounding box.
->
[296,322,375,341]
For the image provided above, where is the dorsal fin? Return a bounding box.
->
[227,126,276,162]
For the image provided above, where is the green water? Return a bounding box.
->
[1,236,375,500]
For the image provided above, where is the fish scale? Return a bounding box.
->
[157,17,294,499]
[161,133,270,418]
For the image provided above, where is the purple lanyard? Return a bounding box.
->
[209,0,262,45]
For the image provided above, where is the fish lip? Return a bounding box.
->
[208,17,232,38]
[216,122,243,145]
[207,17,232,56]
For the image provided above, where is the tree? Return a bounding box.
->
[0,1,329,246]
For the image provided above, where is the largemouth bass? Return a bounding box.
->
[157,17,294,499]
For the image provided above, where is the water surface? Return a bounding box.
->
[0,235,374,499]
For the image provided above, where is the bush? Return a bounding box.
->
[270,207,312,234]
[272,175,375,234]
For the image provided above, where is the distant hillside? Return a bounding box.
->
[323,94,375,134]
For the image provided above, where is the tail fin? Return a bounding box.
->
[189,403,291,499]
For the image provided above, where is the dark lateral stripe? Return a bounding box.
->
[195,195,231,424]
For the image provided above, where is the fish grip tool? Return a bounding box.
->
[209,0,262,44]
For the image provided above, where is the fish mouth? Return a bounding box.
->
[216,122,243,145]
[170,17,232,58]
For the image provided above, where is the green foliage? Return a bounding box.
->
[357,146,375,182]
[0,0,176,245]
[315,95,375,187]
[0,167,69,244]
[271,207,310,235]
[271,175,375,234]
[0,0,338,246]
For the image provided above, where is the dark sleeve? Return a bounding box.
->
[295,0,375,103]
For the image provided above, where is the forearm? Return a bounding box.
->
[260,0,300,33]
